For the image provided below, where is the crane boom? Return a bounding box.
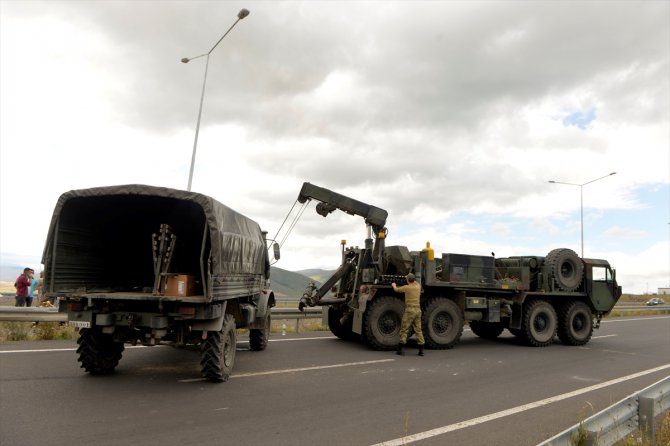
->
[297,182,388,234]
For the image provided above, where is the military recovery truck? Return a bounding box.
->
[42,185,277,382]
[297,182,622,350]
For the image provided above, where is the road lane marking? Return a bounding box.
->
[0,338,338,354]
[268,336,337,342]
[602,316,670,323]
[1,314,665,355]
[0,348,76,353]
[591,334,617,339]
[231,359,395,378]
[178,359,396,383]
[0,345,158,354]
[371,363,670,446]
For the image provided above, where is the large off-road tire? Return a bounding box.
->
[77,328,125,375]
[469,321,505,339]
[557,300,593,346]
[521,299,557,347]
[201,314,237,382]
[328,306,358,341]
[546,248,584,292]
[249,312,271,351]
[423,297,463,350]
[364,296,404,351]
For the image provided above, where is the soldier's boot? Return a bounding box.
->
[396,344,405,356]
[418,345,424,356]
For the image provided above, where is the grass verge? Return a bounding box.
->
[0,321,75,342]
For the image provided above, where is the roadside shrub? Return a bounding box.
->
[32,322,74,340]
[0,321,74,341]
[0,322,32,341]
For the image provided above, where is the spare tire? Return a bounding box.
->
[545,248,584,291]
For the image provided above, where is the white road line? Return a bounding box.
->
[0,345,157,354]
[178,359,396,382]
[0,348,76,353]
[602,316,670,323]
[268,336,337,342]
[591,334,618,339]
[371,363,670,446]
[0,338,338,354]
[231,359,395,378]
[1,315,665,355]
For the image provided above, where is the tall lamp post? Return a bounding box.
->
[549,172,616,257]
[181,8,250,191]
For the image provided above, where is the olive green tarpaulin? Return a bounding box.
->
[42,184,268,280]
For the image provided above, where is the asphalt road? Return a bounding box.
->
[1,316,669,446]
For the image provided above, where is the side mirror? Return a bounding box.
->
[273,242,280,261]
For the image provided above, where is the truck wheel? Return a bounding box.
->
[201,314,237,382]
[364,296,404,351]
[77,328,124,375]
[546,248,584,291]
[557,301,593,346]
[249,313,270,351]
[328,306,358,341]
[521,300,557,347]
[423,297,463,350]
[469,321,504,339]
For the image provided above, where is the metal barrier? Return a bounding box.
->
[539,376,670,446]
[1,305,665,323]
[0,306,324,323]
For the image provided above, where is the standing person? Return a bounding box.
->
[391,273,425,356]
[27,269,39,307]
[14,268,33,307]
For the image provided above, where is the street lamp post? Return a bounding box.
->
[181,8,250,191]
[549,172,616,257]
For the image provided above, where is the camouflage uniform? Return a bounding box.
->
[393,280,425,346]
[399,305,424,345]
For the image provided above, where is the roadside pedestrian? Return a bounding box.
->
[14,268,33,307]
[391,273,425,356]
[27,269,39,307]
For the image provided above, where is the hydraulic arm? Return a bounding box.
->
[297,182,388,234]
[296,182,389,310]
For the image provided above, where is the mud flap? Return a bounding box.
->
[352,289,372,334]
[252,292,272,319]
[352,309,364,334]
[509,302,523,330]
[192,302,228,332]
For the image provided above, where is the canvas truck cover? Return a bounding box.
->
[42,184,269,295]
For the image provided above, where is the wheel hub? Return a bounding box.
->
[432,312,451,334]
[379,312,398,335]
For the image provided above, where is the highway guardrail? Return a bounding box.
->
[0,306,325,324]
[539,376,670,446]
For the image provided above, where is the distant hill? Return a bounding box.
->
[0,254,42,283]
[270,266,323,300]
[296,268,337,284]
[0,259,324,302]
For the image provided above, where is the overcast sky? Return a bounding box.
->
[1,1,668,294]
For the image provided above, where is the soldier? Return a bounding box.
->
[391,273,425,356]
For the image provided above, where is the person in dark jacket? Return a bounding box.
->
[14,268,33,307]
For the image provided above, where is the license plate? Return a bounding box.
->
[69,320,91,328]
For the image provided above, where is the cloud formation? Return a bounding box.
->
[1,1,668,293]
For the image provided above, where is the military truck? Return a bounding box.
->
[42,185,278,382]
[296,183,622,350]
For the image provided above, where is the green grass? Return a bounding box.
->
[613,410,670,446]
[0,321,74,342]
